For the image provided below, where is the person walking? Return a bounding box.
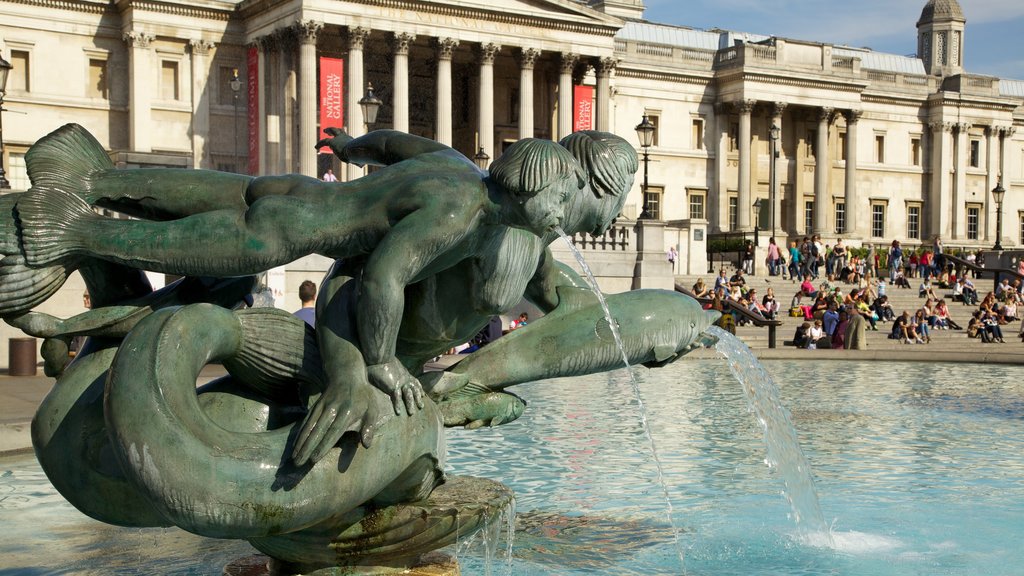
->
[292,279,317,327]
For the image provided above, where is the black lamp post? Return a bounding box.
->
[635,114,655,219]
[359,82,382,128]
[473,147,490,170]
[0,54,12,190]
[230,68,241,173]
[768,123,780,234]
[993,179,1006,251]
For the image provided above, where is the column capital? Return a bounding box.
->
[123,31,155,49]
[477,42,501,65]
[392,32,416,55]
[518,47,541,70]
[295,20,323,45]
[436,37,459,61]
[955,122,972,133]
[929,121,953,133]
[843,109,862,123]
[188,39,215,56]
[734,99,756,114]
[560,52,579,73]
[348,26,371,51]
[1007,126,1017,138]
[251,35,271,53]
[771,101,788,117]
[597,56,617,77]
[268,27,297,52]
[817,106,835,124]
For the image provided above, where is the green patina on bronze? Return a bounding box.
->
[3,123,718,573]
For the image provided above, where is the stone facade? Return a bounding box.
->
[0,0,1022,362]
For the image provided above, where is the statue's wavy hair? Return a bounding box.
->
[558,131,638,198]
[488,138,586,199]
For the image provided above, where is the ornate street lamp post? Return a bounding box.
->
[993,179,1006,251]
[768,123,780,234]
[359,82,382,128]
[230,68,241,173]
[473,147,490,170]
[0,54,12,190]
[635,114,655,219]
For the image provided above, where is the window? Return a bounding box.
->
[838,132,847,161]
[87,59,108,99]
[646,114,660,147]
[692,118,704,150]
[835,201,845,234]
[688,190,706,220]
[871,202,886,238]
[643,186,663,220]
[911,137,922,166]
[728,196,737,230]
[805,201,814,233]
[6,152,29,191]
[9,50,30,91]
[908,205,921,240]
[966,204,980,240]
[875,134,885,163]
[161,60,179,100]
[969,139,980,168]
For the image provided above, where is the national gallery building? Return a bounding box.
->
[1,0,1022,274]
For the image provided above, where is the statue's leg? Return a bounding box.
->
[425,288,719,396]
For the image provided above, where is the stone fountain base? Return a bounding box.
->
[225,476,511,576]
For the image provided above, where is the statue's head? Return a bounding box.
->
[488,138,586,236]
[558,131,638,236]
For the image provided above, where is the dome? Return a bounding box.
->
[917,0,966,26]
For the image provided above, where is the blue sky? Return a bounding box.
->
[642,0,1024,80]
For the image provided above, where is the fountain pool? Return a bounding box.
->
[3,359,1023,575]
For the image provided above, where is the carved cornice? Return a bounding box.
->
[518,48,541,70]
[295,20,323,45]
[339,0,621,38]
[123,31,155,48]
[188,39,215,56]
[117,0,232,21]
[615,67,711,86]
[393,32,416,56]
[716,70,868,95]
[476,42,500,65]
[348,26,371,51]
[436,37,459,61]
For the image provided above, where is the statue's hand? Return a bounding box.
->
[315,127,354,160]
[366,358,425,416]
[292,380,381,466]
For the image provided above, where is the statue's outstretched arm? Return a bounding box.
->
[318,128,453,168]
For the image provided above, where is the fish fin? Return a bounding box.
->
[25,124,114,204]
[17,186,97,266]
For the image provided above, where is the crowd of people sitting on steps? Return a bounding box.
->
[694,234,1024,348]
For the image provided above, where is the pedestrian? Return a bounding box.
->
[667,245,678,271]
[322,168,338,182]
[292,279,317,327]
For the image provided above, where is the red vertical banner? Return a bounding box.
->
[573,85,594,132]
[319,57,345,152]
[246,46,259,175]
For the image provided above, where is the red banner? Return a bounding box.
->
[246,46,259,175]
[573,85,594,132]
[319,57,345,152]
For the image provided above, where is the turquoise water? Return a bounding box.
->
[2,360,1023,574]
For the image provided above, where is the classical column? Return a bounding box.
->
[771,102,786,236]
[254,37,269,176]
[985,126,999,242]
[558,52,579,140]
[953,123,970,239]
[713,102,730,233]
[736,99,755,231]
[518,48,540,139]
[295,21,321,177]
[813,107,833,235]
[346,26,370,180]
[595,57,615,132]
[843,109,861,236]
[392,33,415,133]
[477,43,499,158]
[929,122,953,238]
[188,39,215,169]
[435,37,459,146]
[276,29,296,175]
[123,31,155,153]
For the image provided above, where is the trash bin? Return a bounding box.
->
[9,337,38,376]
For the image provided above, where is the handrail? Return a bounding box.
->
[675,283,782,348]
[943,253,1024,292]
